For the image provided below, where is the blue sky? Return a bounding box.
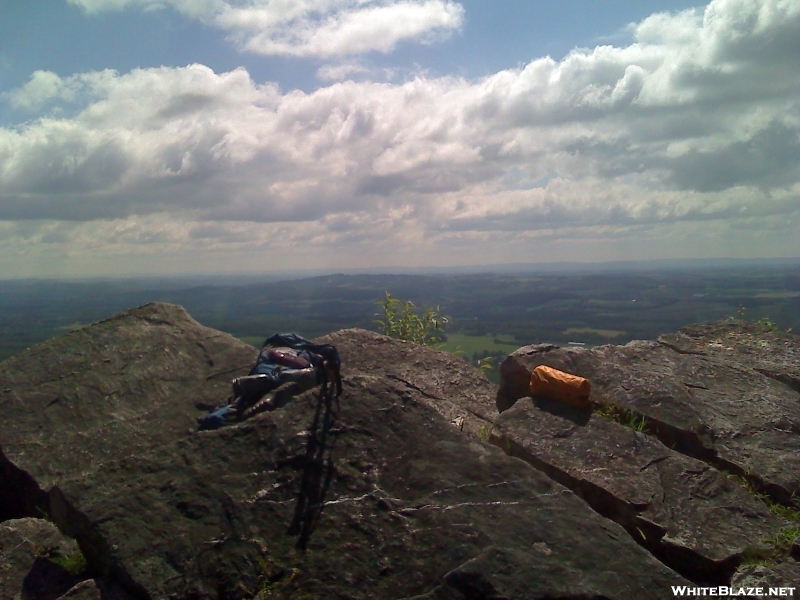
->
[1,1,704,98]
[1,0,799,277]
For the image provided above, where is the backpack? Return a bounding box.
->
[249,333,342,393]
[198,333,341,430]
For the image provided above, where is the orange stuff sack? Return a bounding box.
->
[529,365,591,408]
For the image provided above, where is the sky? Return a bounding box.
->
[1,0,799,278]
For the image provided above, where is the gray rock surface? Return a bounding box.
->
[729,560,800,590]
[0,302,257,499]
[495,322,800,589]
[0,517,81,600]
[659,320,800,393]
[0,303,687,599]
[497,328,800,504]
[491,398,786,583]
[319,328,498,438]
[56,579,102,600]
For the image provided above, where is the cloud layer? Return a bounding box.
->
[67,0,465,58]
[2,0,800,275]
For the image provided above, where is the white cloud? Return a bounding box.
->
[5,69,120,113]
[234,1,464,58]
[6,70,68,110]
[316,61,372,81]
[3,0,800,273]
[67,0,465,59]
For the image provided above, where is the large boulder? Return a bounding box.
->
[0,302,257,505]
[497,327,800,504]
[494,321,800,590]
[0,303,687,599]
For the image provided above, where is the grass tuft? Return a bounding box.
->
[49,549,89,576]
[593,403,648,432]
[727,472,800,566]
[741,526,800,566]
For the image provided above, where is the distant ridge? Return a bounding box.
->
[4,256,799,284]
[350,256,800,276]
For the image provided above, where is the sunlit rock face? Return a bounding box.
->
[0,303,690,599]
[496,321,800,587]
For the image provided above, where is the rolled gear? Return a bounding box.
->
[529,365,591,408]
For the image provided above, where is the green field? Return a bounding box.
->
[2,266,799,365]
[437,333,521,356]
[754,291,800,298]
[238,336,263,347]
[242,333,523,358]
[563,327,625,339]
[55,322,90,333]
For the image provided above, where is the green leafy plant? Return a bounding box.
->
[374,292,448,346]
[479,423,494,442]
[477,356,494,375]
[756,316,778,331]
[730,305,782,332]
[33,534,89,577]
[48,548,89,576]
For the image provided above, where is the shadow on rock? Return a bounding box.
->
[531,396,592,426]
[287,380,340,551]
[22,556,83,600]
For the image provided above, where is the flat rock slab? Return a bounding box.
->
[491,398,786,583]
[14,376,688,599]
[497,326,800,503]
[0,304,689,599]
[320,328,499,439]
[659,321,800,393]
[56,377,692,598]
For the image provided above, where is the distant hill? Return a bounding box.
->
[1,263,799,364]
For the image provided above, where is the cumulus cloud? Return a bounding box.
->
[7,70,73,111]
[3,0,800,271]
[67,0,465,59]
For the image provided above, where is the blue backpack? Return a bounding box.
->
[198,333,341,430]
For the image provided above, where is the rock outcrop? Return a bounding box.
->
[0,303,689,599]
[318,328,499,438]
[495,320,800,590]
[659,321,800,393]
